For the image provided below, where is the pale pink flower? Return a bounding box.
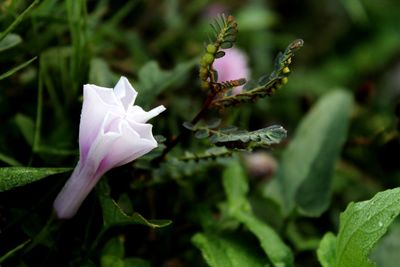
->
[213,47,250,94]
[53,77,165,219]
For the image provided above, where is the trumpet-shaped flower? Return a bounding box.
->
[53,77,165,219]
[213,47,250,94]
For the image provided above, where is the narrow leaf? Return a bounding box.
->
[0,167,71,192]
[0,57,37,81]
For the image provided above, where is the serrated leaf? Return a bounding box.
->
[264,90,352,217]
[335,188,400,267]
[212,125,287,149]
[0,167,71,192]
[192,233,268,267]
[317,232,337,267]
[0,33,22,52]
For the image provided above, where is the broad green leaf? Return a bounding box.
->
[0,167,71,192]
[264,90,353,217]
[15,113,35,146]
[370,220,400,267]
[192,233,268,267]
[335,188,400,267]
[223,160,294,267]
[135,59,196,108]
[0,33,22,52]
[0,57,37,81]
[317,232,337,267]
[97,181,172,229]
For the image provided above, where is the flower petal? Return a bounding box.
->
[102,120,157,169]
[79,86,122,164]
[127,105,166,124]
[114,76,138,111]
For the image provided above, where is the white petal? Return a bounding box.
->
[102,121,157,168]
[79,86,122,164]
[127,105,166,124]
[114,76,138,110]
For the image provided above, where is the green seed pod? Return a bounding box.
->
[282,67,290,74]
[202,53,215,65]
[206,44,217,54]
[282,77,288,85]
[199,68,208,80]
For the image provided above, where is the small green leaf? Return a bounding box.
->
[264,90,353,217]
[192,233,268,267]
[0,167,71,192]
[182,121,195,130]
[335,188,400,267]
[206,118,222,129]
[215,51,225,58]
[317,232,337,267]
[195,129,209,139]
[102,236,125,261]
[0,33,22,52]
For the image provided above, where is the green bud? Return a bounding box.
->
[281,77,288,85]
[206,44,217,54]
[282,67,290,74]
[202,53,215,65]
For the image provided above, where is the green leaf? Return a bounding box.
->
[0,33,22,52]
[335,188,400,267]
[317,232,337,267]
[97,181,172,229]
[15,113,35,146]
[223,161,294,267]
[0,57,37,81]
[101,236,125,267]
[124,258,151,267]
[212,125,287,150]
[370,220,400,267]
[0,167,71,192]
[0,239,30,264]
[192,233,268,267]
[136,60,196,108]
[89,58,118,87]
[264,90,353,217]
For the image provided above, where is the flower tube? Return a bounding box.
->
[53,77,165,219]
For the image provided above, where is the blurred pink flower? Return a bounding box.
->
[213,47,250,94]
[53,77,165,219]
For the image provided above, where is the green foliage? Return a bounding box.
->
[0,57,37,81]
[211,39,303,109]
[317,188,400,267]
[0,33,22,52]
[192,233,269,267]
[0,167,71,192]
[264,90,353,217]
[221,160,294,267]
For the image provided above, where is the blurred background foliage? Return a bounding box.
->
[0,0,400,266]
